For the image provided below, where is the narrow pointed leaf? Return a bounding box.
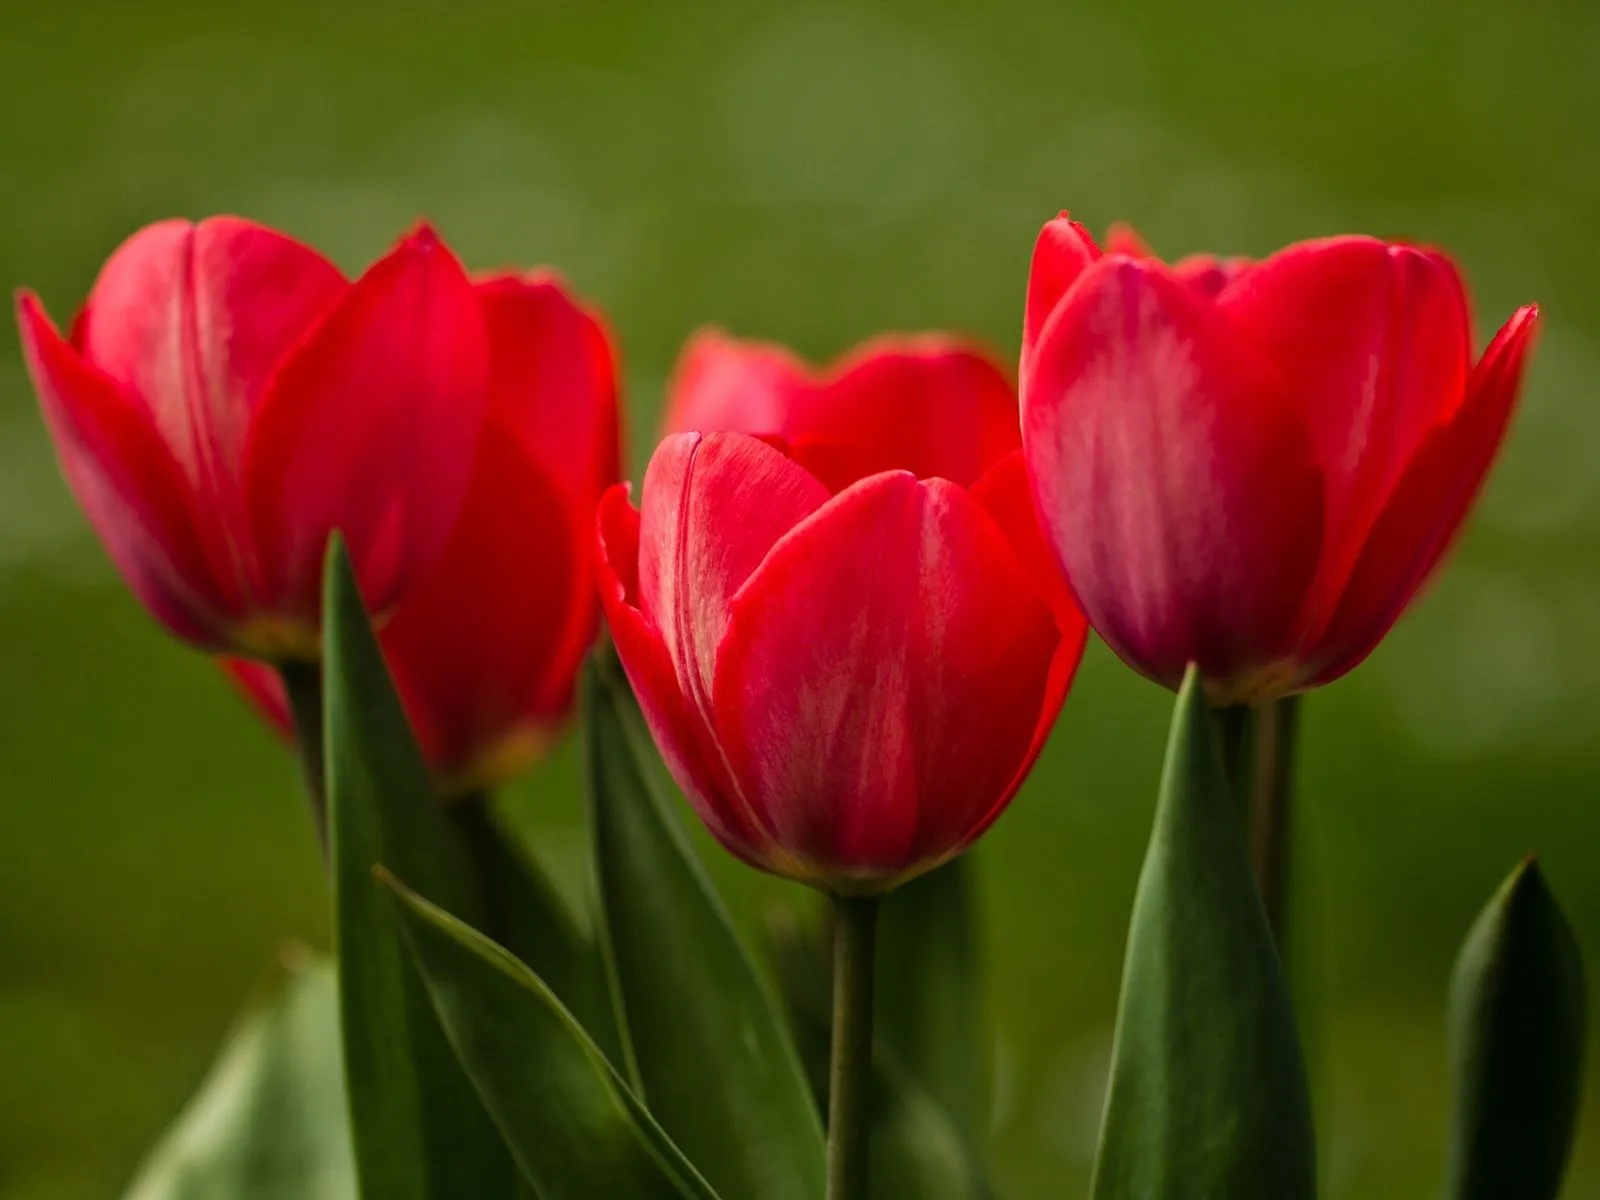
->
[380,871,721,1200]
[1090,665,1316,1200]
[585,660,825,1200]
[1445,857,1587,1200]
[876,855,987,1146]
[450,800,620,1064]
[123,955,355,1200]
[322,539,519,1199]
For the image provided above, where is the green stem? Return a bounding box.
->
[278,659,328,861]
[1245,696,1301,952]
[826,893,880,1200]
[1213,704,1251,819]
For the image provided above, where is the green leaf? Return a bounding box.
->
[1445,857,1587,1200]
[766,907,994,1200]
[585,661,826,1200]
[449,799,620,1064]
[122,953,355,1200]
[876,855,986,1147]
[380,870,721,1200]
[1090,665,1316,1200]
[322,539,519,1200]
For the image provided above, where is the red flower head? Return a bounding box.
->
[227,272,621,794]
[15,217,490,660]
[1020,214,1539,705]
[600,330,1088,894]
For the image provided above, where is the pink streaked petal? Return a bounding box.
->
[1305,305,1540,688]
[663,326,814,438]
[1022,256,1325,692]
[637,432,829,725]
[17,291,225,645]
[784,336,1020,491]
[711,473,1061,886]
[1022,215,1102,376]
[243,225,489,624]
[76,217,348,499]
[595,485,774,864]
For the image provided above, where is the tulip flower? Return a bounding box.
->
[15,217,489,660]
[1020,214,1539,706]
[600,331,1087,894]
[227,272,620,794]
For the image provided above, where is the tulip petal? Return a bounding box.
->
[596,486,774,865]
[711,473,1061,886]
[1103,223,1154,259]
[475,273,620,512]
[1219,237,1471,554]
[784,337,1021,491]
[1305,305,1539,687]
[76,217,348,499]
[637,432,829,730]
[382,437,579,783]
[664,327,813,438]
[17,292,222,643]
[1022,257,1325,693]
[244,226,489,623]
[969,449,1080,623]
[222,656,293,739]
[1022,215,1102,370]
[1172,253,1252,298]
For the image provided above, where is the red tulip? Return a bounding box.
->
[15,217,489,659]
[227,272,620,793]
[600,331,1087,893]
[1020,214,1540,705]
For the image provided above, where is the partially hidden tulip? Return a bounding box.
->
[599,330,1088,893]
[227,272,621,794]
[15,217,490,660]
[1020,214,1540,705]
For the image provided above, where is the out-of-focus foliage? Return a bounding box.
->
[1,2,1597,1198]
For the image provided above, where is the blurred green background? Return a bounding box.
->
[3,0,1599,1196]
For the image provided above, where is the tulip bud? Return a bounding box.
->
[599,332,1087,893]
[15,217,490,660]
[1020,213,1539,705]
[227,271,621,795]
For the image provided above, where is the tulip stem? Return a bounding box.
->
[1245,696,1301,953]
[826,893,880,1200]
[1214,705,1251,815]
[278,659,329,861]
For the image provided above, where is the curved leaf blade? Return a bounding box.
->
[380,871,721,1200]
[1090,665,1316,1200]
[322,540,519,1200]
[585,662,825,1200]
[450,800,620,1064]
[123,955,355,1200]
[1445,857,1587,1200]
